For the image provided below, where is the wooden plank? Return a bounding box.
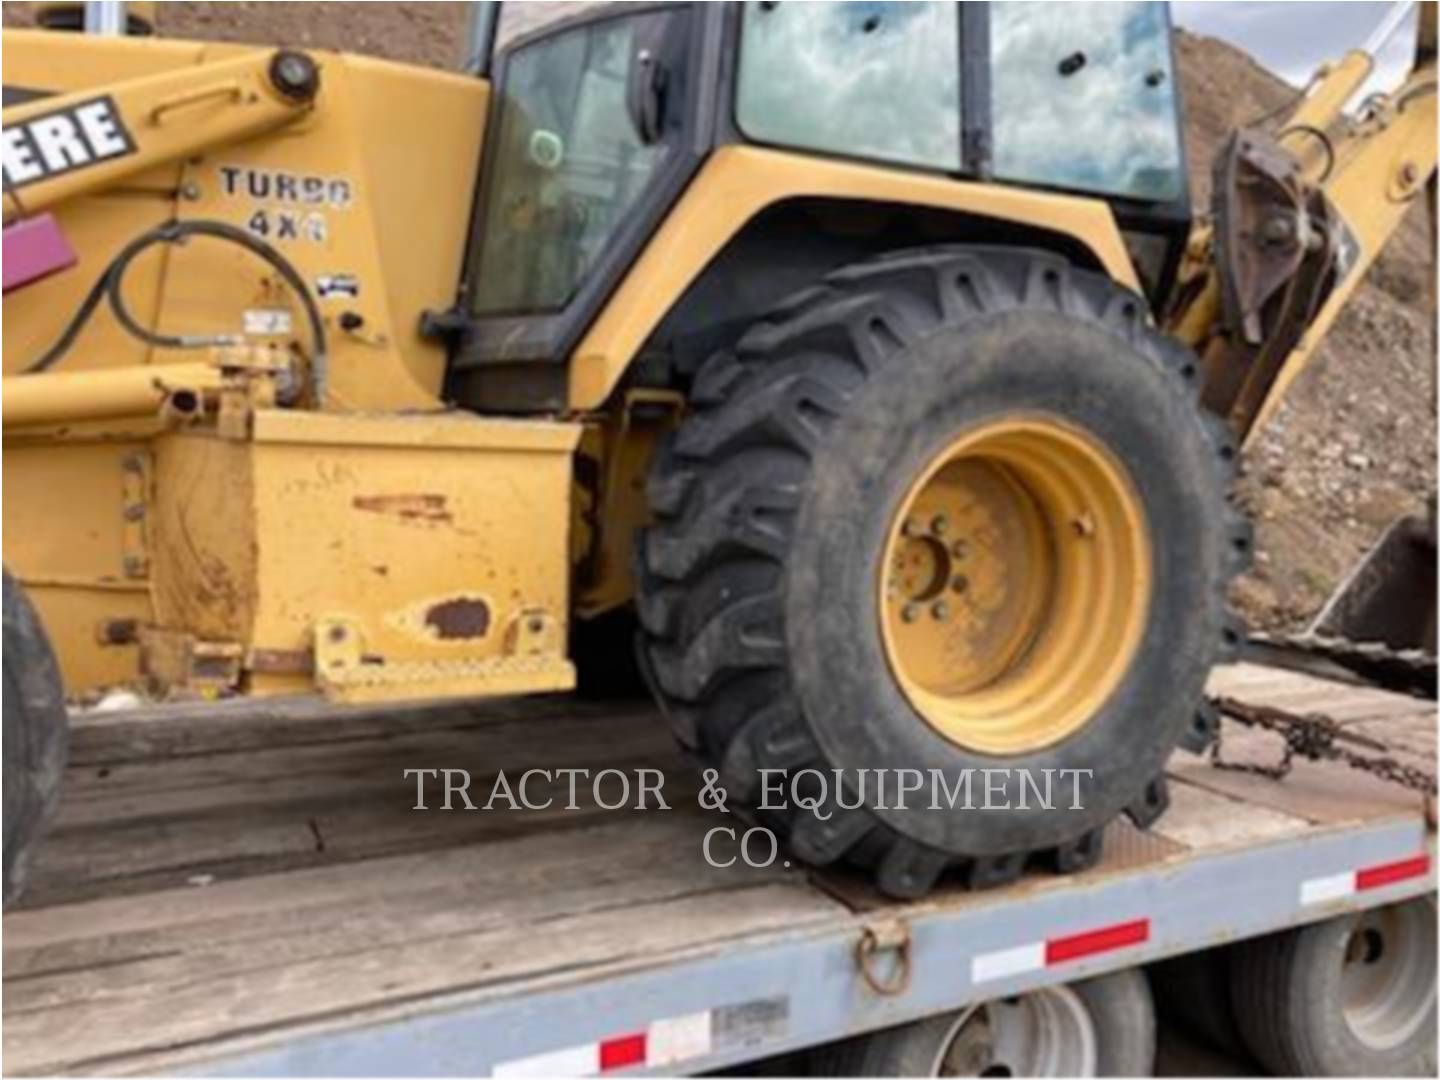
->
[1156,776,1310,849]
[21,706,685,907]
[5,884,845,1077]
[1172,721,1426,825]
[5,819,797,1014]
[61,706,665,802]
[67,692,633,766]
[1209,663,1433,722]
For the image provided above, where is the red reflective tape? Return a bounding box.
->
[599,1033,647,1071]
[1045,918,1150,965]
[1356,855,1430,891]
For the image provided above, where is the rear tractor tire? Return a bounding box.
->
[3,570,69,907]
[636,247,1248,897]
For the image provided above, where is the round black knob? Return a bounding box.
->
[270,51,321,103]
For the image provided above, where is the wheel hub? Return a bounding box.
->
[934,987,1099,1077]
[1341,899,1437,1051]
[879,415,1152,754]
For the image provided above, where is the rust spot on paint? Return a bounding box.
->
[425,597,491,640]
[352,493,452,524]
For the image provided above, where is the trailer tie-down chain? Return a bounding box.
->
[1208,695,1438,798]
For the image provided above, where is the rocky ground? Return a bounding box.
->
[5,5,1434,631]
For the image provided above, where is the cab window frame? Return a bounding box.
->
[447,2,721,410]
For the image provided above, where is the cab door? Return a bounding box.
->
[447,3,714,411]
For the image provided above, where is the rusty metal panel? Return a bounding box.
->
[151,410,579,701]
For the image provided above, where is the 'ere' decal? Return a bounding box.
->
[2,95,134,189]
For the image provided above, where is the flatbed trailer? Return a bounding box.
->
[3,663,1434,1077]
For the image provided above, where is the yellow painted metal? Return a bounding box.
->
[150,410,579,701]
[1167,15,1437,446]
[1247,66,1437,440]
[1,439,153,690]
[878,416,1152,755]
[573,390,684,618]
[3,362,223,427]
[2,30,486,411]
[3,30,492,700]
[567,146,1140,410]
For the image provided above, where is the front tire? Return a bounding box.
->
[637,247,1247,897]
[3,570,69,906]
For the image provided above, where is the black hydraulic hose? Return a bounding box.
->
[23,219,328,399]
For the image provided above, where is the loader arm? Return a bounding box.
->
[2,44,319,220]
[1169,0,1437,445]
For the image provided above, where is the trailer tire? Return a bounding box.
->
[1149,947,1246,1054]
[637,246,1244,896]
[1230,898,1437,1076]
[3,570,69,906]
[815,968,1156,1076]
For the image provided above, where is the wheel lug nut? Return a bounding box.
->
[902,517,922,538]
[902,603,921,623]
[951,540,969,558]
[931,514,948,535]
[932,601,949,621]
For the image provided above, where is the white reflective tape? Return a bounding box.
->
[493,1042,598,1078]
[647,1010,712,1067]
[971,941,1046,983]
[1301,871,1357,905]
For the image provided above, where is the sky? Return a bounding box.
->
[1171,1,1420,96]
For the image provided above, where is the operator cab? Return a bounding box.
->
[443,1,1191,410]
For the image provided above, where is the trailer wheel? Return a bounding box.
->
[1149,947,1245,1054]
[637,246,1244,896]
[3,570,69,906]
[1231,898,1438,1076]
[815,969,1155,1076]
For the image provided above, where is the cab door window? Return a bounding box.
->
[471,11,681,316]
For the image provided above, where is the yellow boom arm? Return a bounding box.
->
[1170,1,1437,444]
[3,47,315,220]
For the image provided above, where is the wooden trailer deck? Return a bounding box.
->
[3,664,1434,1076]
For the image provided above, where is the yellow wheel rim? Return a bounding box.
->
[879,414,1152,755]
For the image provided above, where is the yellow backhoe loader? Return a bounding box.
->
[2,1,1434,903]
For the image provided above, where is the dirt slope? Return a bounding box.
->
[4,6,1434,632]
